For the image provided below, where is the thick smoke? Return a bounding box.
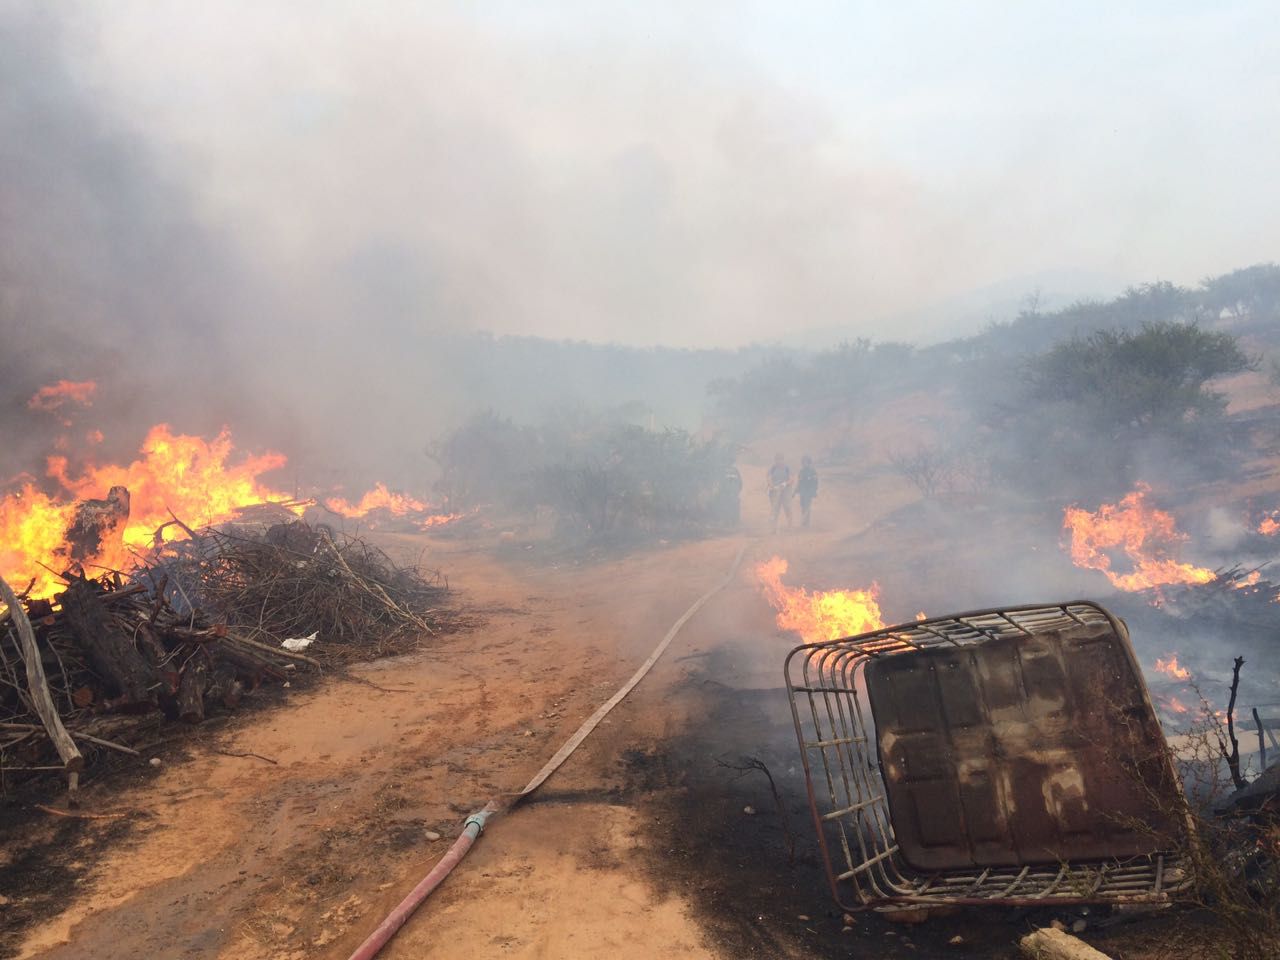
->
[5,2,1280,498]
[0,4,769,489]
[0,3,247,471]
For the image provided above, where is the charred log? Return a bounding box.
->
[60,578,159,708]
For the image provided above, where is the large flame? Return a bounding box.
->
[1259,512,1279,537]
[0,424,298,599]
[1062,484,1214,592]
[756,556,884,643]
[324,483,467,530]
[324,483,427,518]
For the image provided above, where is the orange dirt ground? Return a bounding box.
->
[8,446,1266,959]
[7,461,868,960]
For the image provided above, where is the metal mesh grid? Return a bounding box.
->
[784,601,1191,909]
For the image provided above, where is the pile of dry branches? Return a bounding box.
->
[141,518,454,658]
[0,519,456,794]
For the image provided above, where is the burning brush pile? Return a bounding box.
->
[0,405,463,794]
[0,518,457,793]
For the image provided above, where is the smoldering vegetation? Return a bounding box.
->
[709,271,1279,505]
[701,268,1280,717]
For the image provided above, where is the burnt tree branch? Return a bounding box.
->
[1219,655,1248,790]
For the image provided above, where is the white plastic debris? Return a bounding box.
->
[281,631,317,652]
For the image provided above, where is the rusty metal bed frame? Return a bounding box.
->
[784,601,1192,910]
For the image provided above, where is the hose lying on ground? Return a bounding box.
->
[346,542,748,960]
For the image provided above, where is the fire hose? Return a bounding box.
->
[346,542,748,960]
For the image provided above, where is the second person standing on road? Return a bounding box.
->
[797,455,819,527]
[767,453,793,533]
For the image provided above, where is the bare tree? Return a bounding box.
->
[888,443,953,499]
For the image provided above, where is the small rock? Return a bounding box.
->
[424,830,442,842]
[842,913,857,927]
[282,681,291,688]
[1071,919,1087,934]
[797,914,809,921]
[743,805,756,815]
[841,926,854,935]
[948,935,964,946]
[148,757,162,768]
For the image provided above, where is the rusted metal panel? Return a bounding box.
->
[785,601,1190,909]
[864,619,1180,871]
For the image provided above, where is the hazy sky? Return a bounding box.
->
[48,1,1280,346]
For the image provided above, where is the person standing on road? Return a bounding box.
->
[766,453,793,533]
[718,463,743,527]
[796,455,818,528]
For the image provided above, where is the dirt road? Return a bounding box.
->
[6,463,1109,959]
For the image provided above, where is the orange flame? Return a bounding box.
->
[1062,484,1214,592]
[1165,695,1190,715]
[418,512,464,530]
[1154,654,1191,681]
[755,556,884,643]
[27,380,97,412]
[1259,513,1280,537]
[324,483,427,518]
[0,425,299,599]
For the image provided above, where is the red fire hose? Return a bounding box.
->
[345,802,498,960]
[345,543,747,960]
